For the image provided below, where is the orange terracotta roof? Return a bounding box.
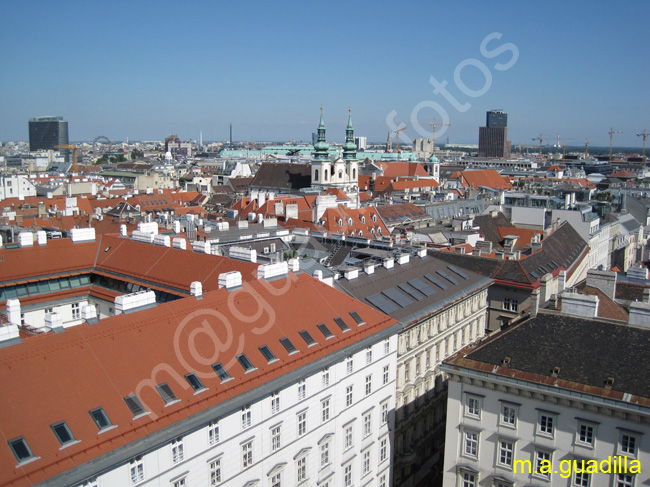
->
[324,188,351,199]
[0,273,397,486]
[319,205,388,237]
[459,169,513,190]
[377,162,429,178]
[383,178,439,193]
[496,227,544,248]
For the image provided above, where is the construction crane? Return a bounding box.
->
[394,126,408,161]
[54,144,78,173]
[516,143,538,158]
[531,134,551,159]
[395,118,452,151]
[608,128,623,163]
[637,130,648,164]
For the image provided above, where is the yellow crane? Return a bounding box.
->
[608,128,623,163]
[394,126,408,161]
[54,144,78,173]
[637,130,648,164]
[531,134,551,159]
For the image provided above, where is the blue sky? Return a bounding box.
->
[1,0,648,147]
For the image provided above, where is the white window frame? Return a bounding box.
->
[209,456,222,486]
[379,436,388,463]
[383,364,389,385]
[365,375,372,396]
[537,412,555,437]
[576,422,596,447]
[465,395,481,419]
[129,456,145,485]
[463,429,479,458]
[297,411,307,437]
[619,431,639,457]
[534,449,552,479]
[499,402,517,428]
[497,439,514,468]
[363,411,372,438]
[208,421,220,445]
[346,385,353,407]
[171,437,184,464]
[241,408,252,430]
[242,440,253,469]
[344,424,353,450]
[321,398,330,423]
[271,393,281,415]
[271,425,281,452]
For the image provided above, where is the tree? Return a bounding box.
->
[131,149,144,160]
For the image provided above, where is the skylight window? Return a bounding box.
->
[317,323,334,339]
[8,437,35,464]
[212,363,232,382]
[89,408,113,430]
[237,354,256,372]
[299,330,317,347]
[184,373,205,392]
[334,317,350,332]
[349,311,366,326]
[51,421,76,446]
[156,383,179,405]
[259,345,277,363]
[124,394,148,417]
[280,337,298,354]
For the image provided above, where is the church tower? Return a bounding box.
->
[311,105,332,187]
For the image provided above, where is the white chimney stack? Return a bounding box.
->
[190,281,203,297]
[6,299,21,326]
[218,271,242,290]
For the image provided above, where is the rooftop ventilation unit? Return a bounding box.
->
[229,246,257,263]
[190,281,203,297]
[257,262,288,280]
[153,235,171,247]
[71,227,96,243]
[172,238,187,250]
[114,290,156,315]
[219,271,242,290]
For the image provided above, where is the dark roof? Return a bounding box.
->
[456,312,650,400]
[431,222,588,286]
[615,281,650,303]
[227,177,254,193]
[473,211,513,248]
[335,254,492,326]
[249,163,312,191]
[376,202,430,224]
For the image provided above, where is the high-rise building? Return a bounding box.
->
[486,109,507,128]
[478,110,511,158]
[28,116,69,152]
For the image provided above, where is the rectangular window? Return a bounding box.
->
[271,393,281,415]
[242,440,253,469]
[379,474,387,487]
[381,402,388,424]
[366,348,372,364]
[344,464,352,487]
[297,456,307,482]
[464,430,479,457]
[156,383,179,405]
[212,363,232,382]
[380,437,388,462]
[322,369,330,388]
[415,356,421,375]
[573,470,590,487]
[365,375,372,396]
[466,396,480,418]
[241,408,252,429]
[322,398,330,422]
[8,437,35,463]
[171,437,184,464]
[185,372,205,392]
[320,440,330,467]
[236,354,256,372]
[621,433,638,456]
[346,385,353,407]
[363,412,372,437]
[272,425,281,451]
[346,357,353,375]
[208,421,219,445]
[280,337,298,354]
[383,365,389,385]
[500,403,516,427]
[72,302,81,320]
[404,362,410,383]
[578,423,594,445]
[271,472,281,487]
[617,474,634,487]
[317,323,334,339]
[535,450,552,478]
[344,425,353,450]
[259,345,277,362]
[461,471,476,487]
[297,411,307,436]
[299,330,317,346]
[209,458,221,486]
[130,456,144,485]
[539,414,554,435]
[51,421,76,446]
[363,449,371,474]
[298,381,306,400]
[124,395,147,417]
[384,339,390,355]
[89,408,112,431]
[498,440,514,467]
[172,477,185,487]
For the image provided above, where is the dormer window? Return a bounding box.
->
[361,216,366,223]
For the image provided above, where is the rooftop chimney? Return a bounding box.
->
[218,271,242,290]
[629,301,650,328]
[36,230,47,246]
[560,291,599,318]
[114,290,156,315]
[18,232,34,247]
[190,281,203,298]
[81,305,98,324]
[586,269,617,300]
[45,311,63,330]
[6,299,21,326]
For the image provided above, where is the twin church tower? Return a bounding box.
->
[310,106,359,194]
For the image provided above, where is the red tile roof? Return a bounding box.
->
[456,169,513,190]
[319,205,388,237]
[496,227,544,248]
[0,273,397,486]
[377,162,429,178]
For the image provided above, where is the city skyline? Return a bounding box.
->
[0,0,648,147]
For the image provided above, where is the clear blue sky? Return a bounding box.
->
[1,0,648,147]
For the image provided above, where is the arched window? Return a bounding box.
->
[338,170,343,179]
[314,169,319,181]
[352,168,357,179]
[324,169,329,180]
